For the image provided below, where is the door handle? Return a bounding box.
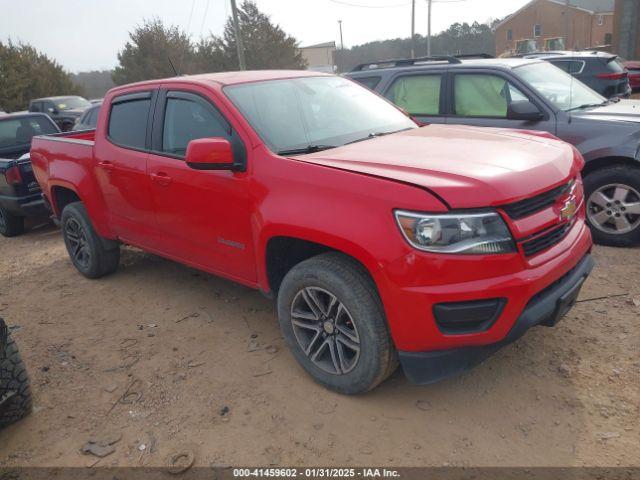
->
[97,160,114,172]
[150,172,172,186]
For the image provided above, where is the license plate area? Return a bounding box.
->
[542,276,585,327]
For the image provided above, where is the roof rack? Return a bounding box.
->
[454,53,494,59]
[351,55,462,72]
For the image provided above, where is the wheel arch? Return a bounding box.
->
[582,156,640,178]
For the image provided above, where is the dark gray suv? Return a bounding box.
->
[346,56,640,247]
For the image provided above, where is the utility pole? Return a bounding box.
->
[564,0,570,49]
[338,20,344,73]
[427,0,432,57]
[230,0,246,70]
[411,0,416,58]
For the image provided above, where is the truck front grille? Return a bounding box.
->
[502,181,573,220]
[521,221,573,257]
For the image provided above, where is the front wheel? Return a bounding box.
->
[61,202,120,278]
[584,167,640,247]
[277,253,397,394]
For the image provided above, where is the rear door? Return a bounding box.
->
[93,91,158,245]
[447,70,556,133]
[382,71,447,125]
[146,86,255,283]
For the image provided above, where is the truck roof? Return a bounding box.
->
[109,70,331,94]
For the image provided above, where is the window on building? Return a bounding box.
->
[533,24,542,38]
[597,14,604,26]
[604,33,613,45]
[507,29,513,41]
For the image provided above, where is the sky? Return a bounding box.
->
[0,0,531,73]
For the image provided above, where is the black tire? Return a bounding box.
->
[0,321,32,429]
[0,206,25,238]
[277,253,397,394]
[583,166,640,247]
[61,202,120,278]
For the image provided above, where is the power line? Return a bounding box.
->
[199,0,211,39]
[327,0,412,8]
[178,0,197,74]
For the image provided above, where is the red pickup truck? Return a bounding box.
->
[30,71,593,394]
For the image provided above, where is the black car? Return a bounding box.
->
[522,51,631,99]
[28,95,91,131]
[72,101,101,131]
[346,56,640,246]
[0,112,59,236]
[0,317,32,429]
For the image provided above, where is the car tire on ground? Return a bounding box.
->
[0,206,25,238]
[277,252,397,394]
[0,320,32,429]
[584,166,640,247]
[61,202,120,279]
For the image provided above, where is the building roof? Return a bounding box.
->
[300,41,336,50]
[495,0,614,30]
[550,0,614,13]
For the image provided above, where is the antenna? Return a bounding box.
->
[168,56,178,76]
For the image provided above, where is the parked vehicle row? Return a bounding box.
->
[28,96,92,132]
[0,112,59,236]
[347,55,640,246]
[30,71,594,393]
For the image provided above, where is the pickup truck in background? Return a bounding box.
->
[31,71,593,393]
[28,96,92,132]
[0,113,59,236]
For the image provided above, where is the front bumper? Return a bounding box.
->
[398,254,594,384]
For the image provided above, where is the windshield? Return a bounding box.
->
[0,116,58,152]
[516,62,606,111]
[225,76,417,154]
[56,96,91,110]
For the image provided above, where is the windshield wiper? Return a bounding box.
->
[345,127,413,146]
[565,100,609,112]
[277,144,337,156]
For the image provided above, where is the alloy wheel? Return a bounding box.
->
[587,183,640,234]
[65,218,91,269]
[290,286,361,375]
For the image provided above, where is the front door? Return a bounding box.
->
[146,88,255,284]
[448,72,556,133]
[93,91,157,245]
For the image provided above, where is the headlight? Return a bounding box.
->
[394,210,515,254]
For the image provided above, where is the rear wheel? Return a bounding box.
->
[0,320,32,429]
[277,253,397,394]
[0,206,25,238]
[61,202,120,278]
[584,167,640,247]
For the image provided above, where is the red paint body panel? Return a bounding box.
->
[30,71,592,353]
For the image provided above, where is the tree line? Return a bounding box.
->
[1,0,498,112]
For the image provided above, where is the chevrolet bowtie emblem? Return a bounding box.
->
[560,197,578,221]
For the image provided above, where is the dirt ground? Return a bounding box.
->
[0,218,638,468]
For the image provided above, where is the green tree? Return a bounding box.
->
[210,1,306,70]
[112,18,195,85]
[0,41,82,112]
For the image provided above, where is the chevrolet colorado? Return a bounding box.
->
[30,71,593,394]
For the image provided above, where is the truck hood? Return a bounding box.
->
[297,125,578,209]
[572,99,640,123]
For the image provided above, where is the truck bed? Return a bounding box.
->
[30,129,96,216]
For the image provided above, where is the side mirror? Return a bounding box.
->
[507,100,544,121]
[185,138,236,170]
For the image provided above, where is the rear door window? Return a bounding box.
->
[550,60,585,74]
[453,74,529,118]
[108,96,151,150]
[386,74,443,115]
